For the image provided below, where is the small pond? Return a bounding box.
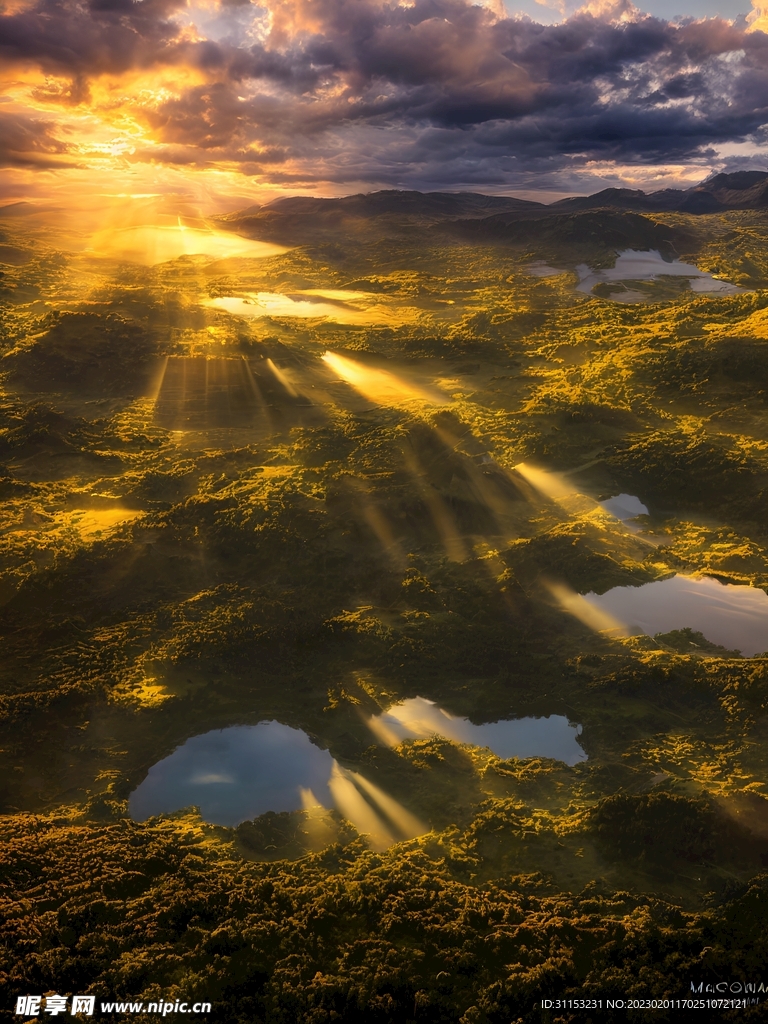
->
[129,701,587,841]
[582,575,768,656]
[129,722,425,849]
[598,493,650,532]
[130,722,334,827]
[88,225,286,265]
[205,291,402,325]
[368,697,586,765]
[598,493,648,521]
[576,249,740,297]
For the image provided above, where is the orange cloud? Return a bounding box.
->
[1,0,766,196]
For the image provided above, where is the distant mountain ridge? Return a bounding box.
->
[216,172,767,259]
[217,190,542,246]
[550,171,768,214]
[222,171,768,232]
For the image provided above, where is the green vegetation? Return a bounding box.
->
[2,200,768,1020]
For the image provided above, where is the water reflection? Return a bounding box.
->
[598,493,648,520]
[368,697,586,765]
[576,250,740,298]
[583,575,768,656]
[205,292,412,325]
[598,493,649,532]
[130,723,334,826]
[130,722,425,850]
[88,223,286,265]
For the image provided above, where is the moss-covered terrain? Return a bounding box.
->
[2,200,768,1021]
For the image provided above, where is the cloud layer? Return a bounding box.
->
[1,0,767,190]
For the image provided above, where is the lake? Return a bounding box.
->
[88,224,286,265]
[368,697,586,764]
[130,701,587,843]
[598,493,649,521]
[576,249,741,298]
[129,722,335,826]
[205,291,412,325]
[582,575,768,655]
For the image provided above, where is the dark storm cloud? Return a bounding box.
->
[2,0,768,183]
[0,0,188,80]
[0,111,77,168]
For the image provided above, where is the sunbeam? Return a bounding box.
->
[328,764,396,852]
[299,788,338,850]
[545,581,629,637]
[266,358,299,398]
[339,476,406,568]
[147,355,170,406]
[403,448,469,561]
[321,352,447,408]
[345,770,427,841]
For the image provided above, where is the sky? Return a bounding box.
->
[1,0,768,212]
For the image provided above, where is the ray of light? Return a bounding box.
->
[299,787,338,849]
[403,449,469,561]
[265,358,299,398]
[546,581,629,637]
[432,426,516,526]
[241,357,273,434]
[372,698,469,745]
[147,355,170,405]
[514,462,577,500]
[345,770,427,841]
[205,355,211,422]
[299,787,324,810]
[366,714,405,748]
[342,476,406,568]
[322,351,447,407]
[328,763,396,852]
[515,461,623,518]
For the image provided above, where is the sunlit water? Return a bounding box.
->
[205,292,409,325]
[368,697,586,764]
[130,701,587,840]
[576,249,740,297]
[583,575,768,655]
[129,722,426,850]
[87,224,287,265]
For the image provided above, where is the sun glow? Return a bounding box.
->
[87,223,287,265]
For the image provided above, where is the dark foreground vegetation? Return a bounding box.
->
[2,813,767,1023]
